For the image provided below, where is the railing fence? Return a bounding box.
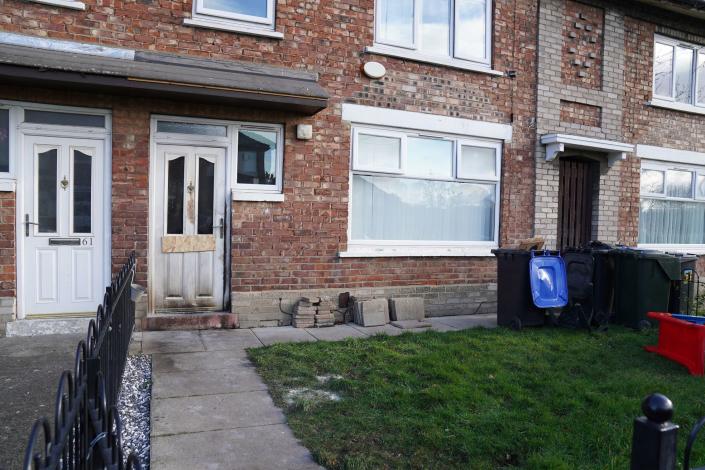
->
[23,252,142,470]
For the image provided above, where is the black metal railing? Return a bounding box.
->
[23,252,142,470]
[630,393,705,470]
[679,269,705,317]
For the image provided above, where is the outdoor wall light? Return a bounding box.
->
[363,61,386,79]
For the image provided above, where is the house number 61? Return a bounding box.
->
[81,238,93,246]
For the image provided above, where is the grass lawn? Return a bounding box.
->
[248,326,705,469]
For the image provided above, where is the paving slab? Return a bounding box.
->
[199,329,263,351]
[431,314,497,330]
[427,319,459,332]
[304,324,368,341]
[252,326,317,346]
[391,319,432,330]
[151,424,321,470]
[152,390,285,437]
[348,323,405,336]
[141,331,205,354]
[152,349,251,373]
[0,334,81,470]
[389,297,425,321]
[153,367,268,399]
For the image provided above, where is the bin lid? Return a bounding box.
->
[491,248,532,257]
[666,252,699,262]
[672,314,705,325]
[613,249,682,281]
[529,252,569,308]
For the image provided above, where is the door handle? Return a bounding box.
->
[213,217,224,239]
[24,214,39,237]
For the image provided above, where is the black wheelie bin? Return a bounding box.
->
[612,248,681,329]
[492,249,545,329]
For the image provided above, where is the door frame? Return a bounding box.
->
[14,102,112,320]
[149,115,235,314]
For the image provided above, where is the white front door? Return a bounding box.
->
[154,145,226,311]
[22,135,106,315]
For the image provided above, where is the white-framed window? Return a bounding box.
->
[186,0,280,37]
[154,117,285,200]
[28,0,85,11]
[371,0,493,70]
[234,124,284,195]
[639,161,705,246]
[0,106,10,176]
[652,35,705,109]
[347,125,501,256]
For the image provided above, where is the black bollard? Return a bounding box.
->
[630,394,679,470]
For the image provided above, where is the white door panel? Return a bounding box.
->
[154,145,226,311]
[23,135,105,315]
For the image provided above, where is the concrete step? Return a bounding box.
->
[6,317,92,336]
[142,312,238,331]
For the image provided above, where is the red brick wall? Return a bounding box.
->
[560,100,601,127]
[621,13,705,247]
[562,0,603,90]
[0,0,539,297]
[0,192,15,297]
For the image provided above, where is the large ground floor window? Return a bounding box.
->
[639,161,705,245]
[347,125,501,256]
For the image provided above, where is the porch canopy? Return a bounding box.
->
[0,33,328,115]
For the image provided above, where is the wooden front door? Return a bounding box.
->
[557,158,598,250]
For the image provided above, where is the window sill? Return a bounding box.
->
[365,45,504,76]
[638,244,705,255]
[0,179,16,192]
[233,192,284,202]
[647,99,705,117]
[339,244,497,258]
[29,0,85,9]
[184,17,284,39]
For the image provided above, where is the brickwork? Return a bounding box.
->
[0,0,540,325]
[562,0,604,90]
[560,100,602,127]
[621,7,705,246]
[535,0,626,248]
[234,283,498,328]
[0,191,14,298]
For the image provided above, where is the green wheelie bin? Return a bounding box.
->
[612,248,681,329]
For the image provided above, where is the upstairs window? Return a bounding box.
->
[653,35,705,108]
[374,0,492,68]
[187,0,279,36]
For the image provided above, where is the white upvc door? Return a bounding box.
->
[154,144,226,311]
[22,135,105,316]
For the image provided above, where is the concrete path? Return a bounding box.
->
[0,334,82,470]
[140,314,496,469]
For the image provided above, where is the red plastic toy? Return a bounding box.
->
[645,312,705,376]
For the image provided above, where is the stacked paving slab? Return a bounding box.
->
[352,298,390,327]
[315,300,337,327]
[389,297,431,329]
[292,299,316,328]
[292,298,336,328]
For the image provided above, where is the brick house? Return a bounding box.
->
[0,0,702,334]
[533,0,705,265]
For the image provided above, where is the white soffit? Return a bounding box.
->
[341,103,513,142]
[540,133,635,167]
[636,144,705,166]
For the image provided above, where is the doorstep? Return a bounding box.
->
[142,311,238,331]
[5,317,92,337]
